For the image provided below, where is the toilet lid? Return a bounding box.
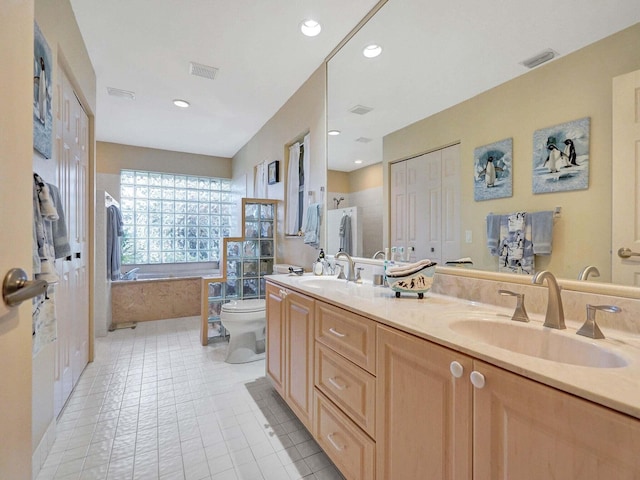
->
[221,299,266,314]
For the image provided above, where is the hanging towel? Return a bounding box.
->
[301,203,321,247]
[498,212,534,275]
[530,211,554,255]
[339,213,352,256]
[486,214,501,256]
[107,205,124,280]
[33,174,59,284]
[34,174,58,221]
[47,183,71,259]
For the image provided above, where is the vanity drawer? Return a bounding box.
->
[315,343,376,438]
[315,301,377,374]
[314,390,376,480]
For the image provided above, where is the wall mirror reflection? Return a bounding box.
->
[326,0,640,286]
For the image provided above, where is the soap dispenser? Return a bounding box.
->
[313,249,326,275]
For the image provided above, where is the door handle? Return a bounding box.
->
[618,247,640,259]
[2,268,49,307]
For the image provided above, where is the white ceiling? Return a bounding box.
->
[327,0,640,171]
[69,0,380,158]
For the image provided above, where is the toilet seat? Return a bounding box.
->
[222,299,265,314]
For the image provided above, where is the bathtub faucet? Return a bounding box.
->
[120,268,139,281]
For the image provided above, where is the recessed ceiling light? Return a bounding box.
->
[354,160,363,164]
[173,99,190,108]
[363,44,382,58]
[328,130,341,136]
[300,19,321,37]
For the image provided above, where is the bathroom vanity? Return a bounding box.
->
[266,268,640,479]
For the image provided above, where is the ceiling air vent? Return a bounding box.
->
[349,104,373,115]
[107,87,135,100]
[521,49,557,69]
[355,137,373,143]
[189,62,218,80]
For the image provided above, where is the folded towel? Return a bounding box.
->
[530,210,554,255]
[386,259,436,277]
[486,214,501,256]
[508,212,525,233]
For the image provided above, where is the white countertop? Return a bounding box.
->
[267,273,640,420]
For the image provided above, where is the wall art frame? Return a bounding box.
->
[33,21,53,159]
[473,138,513,201]
[268,160,279,185]
[532,117,590,194]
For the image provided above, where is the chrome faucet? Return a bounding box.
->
[498,290,530,322]
[578,265,600,281]
[372,250,386,260]
[532,271,566,329]
[335,251,357,282]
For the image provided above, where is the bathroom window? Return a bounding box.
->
[119,170,233,264]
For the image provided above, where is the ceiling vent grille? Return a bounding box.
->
[349,104,373,115]
[107,87,135,100]
[189,62,218,80]
[521,49,557,69]
[355,137,373,143]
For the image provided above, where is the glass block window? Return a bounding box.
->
[120,170,233,264]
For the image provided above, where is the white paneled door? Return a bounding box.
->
[612,69,640,285]
[389,144,460,265]
[54,66,89,417]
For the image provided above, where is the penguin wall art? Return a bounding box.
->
[532,117,590,194]
[474,138,513,201]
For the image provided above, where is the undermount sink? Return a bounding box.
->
[449,318,629,368]
[296,276,352,290]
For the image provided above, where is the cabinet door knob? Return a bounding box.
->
[279,289,288,297]
[449,361,464,378]
[470,371,486,389]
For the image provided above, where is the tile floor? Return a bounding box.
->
[36,317,344,480]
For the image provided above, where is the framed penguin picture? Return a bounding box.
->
[473,138,513,201]
[268,160,279,185]
[34,21,53,159]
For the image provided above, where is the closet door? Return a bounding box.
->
[441,144,461,263]
[419,151,442,264]
[390,161,407,252]
[53,67,89,417]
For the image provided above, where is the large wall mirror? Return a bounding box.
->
[327,0,640,286]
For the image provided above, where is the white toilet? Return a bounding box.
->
[221,299,266,364]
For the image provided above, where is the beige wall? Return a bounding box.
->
[328,170,350,193]
[32,0,97,464]
[233,64,327,270]
[350,162,382,192]
[328,163,382,194]
[384,23,640,281]
[97,141,232,178]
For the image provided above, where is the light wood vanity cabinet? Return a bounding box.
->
[265,282,315,430]
[376,325,473,480]
[266,282,640,480]
[473,361,640,479]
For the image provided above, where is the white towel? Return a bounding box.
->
[386,259,436,277]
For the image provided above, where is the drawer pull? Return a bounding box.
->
[329,327,346,338]
[279,289,288,297]
[328,377,347,391]
[327,433,344,452]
